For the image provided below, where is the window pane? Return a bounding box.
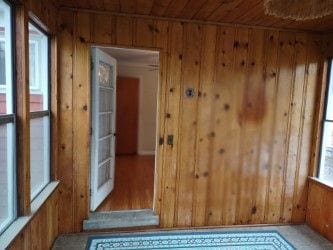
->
[30,116,50,200]
[99,114,112,138]
[98,160,111,188]
[98,137,111,163]
[0,123,15,233]
[29,23,48,112]
[98,61,112,87]
[319,122,333,185]
[0,0,13,115]
[0,42,6,85]
[326,62,333,120]
[99,88,113,112]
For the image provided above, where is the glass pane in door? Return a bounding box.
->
[98,61,112,87]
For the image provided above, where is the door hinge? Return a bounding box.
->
[90,127,93,135]
[159,137,164,146]
[89,189,92,197]
[91,57,94,71]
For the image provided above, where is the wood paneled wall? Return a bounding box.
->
[25,0,57,33]
[306,179,333,242]
[57,10,327,232]
[8,190,59,249]
[7,0,59,249]
[305,34,333,243]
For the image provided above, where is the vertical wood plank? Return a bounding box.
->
[192,24,217,226]
[134,18,155,47]
[73,11,91,232]
[153,20,169,216]
[57,10,75,233]
[202,27,237,226]
[237,28,265,225]
[307,180,333,242]
[175,23,202,227]
[226,27,249,225]
[266,31,296,223]
[8,190,59,250]
[51,36,59,180]
[160,21,183,228]
[92,14,112,44]
[282,33,308,223]
[115,16,134,46]
[211,26,236,226]
[30,210,42,249]
[252,30,279,223]
[15,4,31,216]
[293,35,322,222]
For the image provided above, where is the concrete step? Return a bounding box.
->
[83,209,159,231]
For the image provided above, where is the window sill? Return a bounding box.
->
[308,176,333,191]
[0,181,59,249]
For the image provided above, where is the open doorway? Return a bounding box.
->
[87,46,159,229]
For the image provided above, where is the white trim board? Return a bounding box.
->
[118,61,159,69]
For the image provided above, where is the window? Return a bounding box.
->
[28,22,50,200]
[0,0,15,234]
[318,59,333,186]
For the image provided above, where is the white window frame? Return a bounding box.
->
[0,0,16,235]
[318,59,333,186]
[28,21,51,201]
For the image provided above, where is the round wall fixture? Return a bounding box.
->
[185,88,196,98]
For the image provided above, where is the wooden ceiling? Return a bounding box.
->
[56,0,333,32]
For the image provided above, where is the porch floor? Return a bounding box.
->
[53,224,333,249]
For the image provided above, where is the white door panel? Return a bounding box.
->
[90,47,117,211]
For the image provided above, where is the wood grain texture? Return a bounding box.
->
[15,4,31,217]
[175,22,202,227]
[72,11,91,232]
[159,21,183,228]
[96,155,154,211]
[153,19,169,217]
[55,0,333,32]
[13,0,58,218]
[57,11,328,232]
[57,10,75,233]
[306,178,333,242]
[8,189,59,250]
[51,35,59,180]
[26,0,58,34]
[8,1,59,248]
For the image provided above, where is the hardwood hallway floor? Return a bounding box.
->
[96,155,155,212]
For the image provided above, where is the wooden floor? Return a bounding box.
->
[96,155,155,212]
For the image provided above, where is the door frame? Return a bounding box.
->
[88,44,164,216]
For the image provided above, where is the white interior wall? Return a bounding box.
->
[117,63,158,155]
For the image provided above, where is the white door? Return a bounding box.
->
[90,47,117,211]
